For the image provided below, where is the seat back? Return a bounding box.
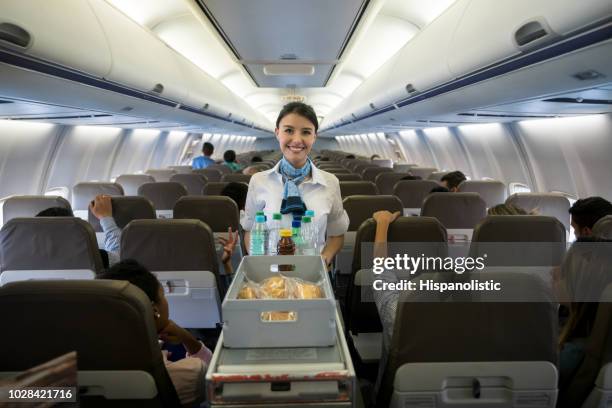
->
[339,181,379,199]
[137,182,188,215]
[421,193,487,229]
[193,168,223,182]
[169,173,208,196]
[88,196,156,233]
[145,168,176,182]
[324,168,353,175]
[0,217,103,284]
[458,180,507,208]
[362,167,394,182]
[506,193,572,231]
[353,162,379,174]
[1,195,72,226]
[593,215,612,239]
[221,173,251,183]
[72,182,124,222]
[174,196,239,232]
[343,195,404,232]
[115,174,155,195]
[207,164,232,175]
[334,173,362,181]
[121,219,223,328]
[203,181,242,196]
[375,173,412,195]
[393,180,439,211]
[408,167,437,179]
[168,165,193,174]
[0,280,181,407]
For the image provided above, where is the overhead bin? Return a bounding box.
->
[0,0,111,77]
[448,0,612,77]
[87,0,187,103]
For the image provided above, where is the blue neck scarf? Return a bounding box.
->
[279,157,311,216]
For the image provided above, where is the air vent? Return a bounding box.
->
[0,23,31,48]
[543,97,612,105]
[120,106,133,112]
[572,70,605,81]
[515,20,549,46]
[405,84,417,94]
[151,83,164,94]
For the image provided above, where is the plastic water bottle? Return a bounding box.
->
[291,220,303,255]
[304,210,318,252]
[249,215,268,256]
[268,213,282,255]
[300,216,316,255]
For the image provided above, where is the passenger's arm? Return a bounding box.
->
[160,320,212,365]
[89,195,121,253]
[218,227,238,275]
[372,210,400,259]
[321,235,344,267]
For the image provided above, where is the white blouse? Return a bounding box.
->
[241,161,349,250]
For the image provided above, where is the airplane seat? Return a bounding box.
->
[192,168,223,182]
[393,180,440,216]
[207,164,232,175]
[592,215,612,239]
[392,164,416,173]
[1,195,72,227]
[322,167,353,175]
[0,217,103,285]
[371,159,394,168]
[72,182,124,231]
[120,219,223,329]
[115,174,156,196]
[87,196,156,235]
[362,167,394,182]
[505,193,572,232]
[0,279,182,407]
[421,192,487,240]
[375,172,413,195]
[348,217,447,363]
[167,165,193,174]
[221,173,251,183]
[407,167,438,179]
[458,180,507,208]
[470,215,567,266]
[169,173,208,196]
[202,181,249,196]
[335,173,363,181]
[137,182,188,218]
[353,163,379,174]
[144,168,176,182]
[339,181,379,199]
[427,170,448,181]
[381,270,558,408]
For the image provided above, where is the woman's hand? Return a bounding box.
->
[218,227,238,265]
[373,210,400,226]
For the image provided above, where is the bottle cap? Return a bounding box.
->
[255,215,266,223]
[293,215,302,221]
[292,220,301,228]
[256,211,265,216]
[305,210,315,217]
[302,216,311,223]
[280,229,292,237]
[272,213,282,220]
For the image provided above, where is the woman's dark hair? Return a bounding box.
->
[440,171,467,189]
[98,259,161,303]
[276,102,318,132]
[251,156,263,163]
[36,207,74,217]
[223,150,237,163]
[221,182,249,211]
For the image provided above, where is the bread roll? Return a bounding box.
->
[261,276,289,299]
[297,282,323,299]
[238,285,258,299]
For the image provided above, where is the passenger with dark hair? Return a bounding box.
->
[400,174,421,181]
[345,154,356,159]
[223,150,243,173]
[429,186,450,193]
[370,154,381,161]
[192,142,215,169]
[250,156,263,163]
[221,182,248,212]
[242,102,349,266]
[569,196,612,239]
[89,195,121,266]
[439,170,466,192]
[99,260,212,406]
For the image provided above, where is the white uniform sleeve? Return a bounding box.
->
[326,179,349,236]
[241,175,261,232]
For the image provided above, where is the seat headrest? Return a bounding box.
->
[374,173,412,195]
[144,169,176,182]
[2,196,72,224]
[72,182,124,210]
[169,173,208,196]
[458,180,507,208]
[0,217,103,273]
[421,192,486,229]
[115,174,155,195]
[174,196,239,231]
[593,215,612,239]
[339,181,378,199]
[506,193,571,230]
[168,165,193,174]
[221,173,251,183]
[343,195,403,231]
[362,167,393,182]
[203,181,246,196]
[407,167,437,179]
[193,168,222,182]
[334,173,362,182]
[393,180,440,208]
[137,182,187,210]
[88,196,156,232]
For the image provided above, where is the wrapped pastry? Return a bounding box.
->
[260,276,290,299]
[237,284,259,300]
[295,282,323,299]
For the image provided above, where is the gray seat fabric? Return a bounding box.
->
[0,217,103,274]
[470,215,567,266]
[145,169,176,182]
[221,173,251,183]
[0,280,181,407]
[407,167,437,179]
[2,196,72,224]
[393,180,440,208]
[458,180,507,208]
[202,181,238,196]
[72,182,124,210]
[378,270,557,408]
[339,181,379,199]
[593,215,612,239]
[137,182,188,210]
[207,164,232,175]
[375,173,413,195]
[115,174,156,196]
[362,167,394,183]
[169,173,208,196]
[506,193,571,231]
[193,168,223,182]
[421,192,487,229]
[323,168,353,175]
[353,163,379,174]
[334,173,363,182]
[168,165,193,174]
[343,195,403,231]
[174,196,239,232]
[88,196,156,232]
[427,171,448,181]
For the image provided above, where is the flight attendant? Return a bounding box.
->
[242,102,349,266]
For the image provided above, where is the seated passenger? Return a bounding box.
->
[192,142,215,169]
[221,182,248,212]
[242,165,261,176]
[569,197,612,239]
[439,170,466,192]
[98,260,212,406]
[223,150,243,173]
[345,154,356,159]
[89,195,121,265]
[429,186,450,193]
[400,174,421,181]
[250,156,263,163]
[370,154,381,161]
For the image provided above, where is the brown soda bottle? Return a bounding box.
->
[277,229,296,255]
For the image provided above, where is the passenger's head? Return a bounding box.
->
[569,197,612,239]
[250,156,263,163]
[275,102,318,168]
[430,186,450,193]
[370,154,380,161]
[202,142,214,157]
[221,182,249,211]
[400,174,420,181]
[99,260,169,332]
[440,171,466,192]
[223,150,237,163]
[487,204,529,216]
[345,154,356,159]
[36,207,74,217]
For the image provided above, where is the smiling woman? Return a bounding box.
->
[242,102,349,266]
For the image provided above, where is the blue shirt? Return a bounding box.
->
[192,156,215,169]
